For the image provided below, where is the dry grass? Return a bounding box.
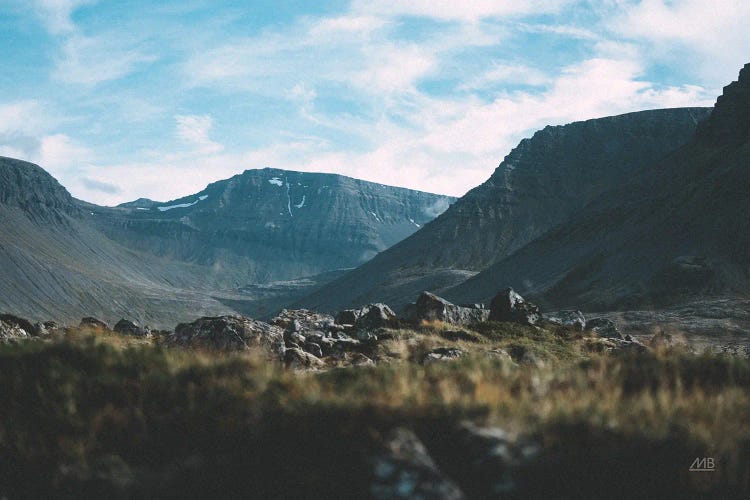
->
[0,325,748,497]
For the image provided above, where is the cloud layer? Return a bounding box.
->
[1,1,746,205]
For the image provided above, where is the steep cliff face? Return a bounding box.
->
[90,169,455,285]
[299,107,711,312]
[446,63,750,310]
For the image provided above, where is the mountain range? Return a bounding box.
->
[301,63,750,315]
[2,62,749,328]
[0,161,453,326]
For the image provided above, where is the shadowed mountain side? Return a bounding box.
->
[88,169,456,286]
[445,64,750,311]
[298,107,711,313]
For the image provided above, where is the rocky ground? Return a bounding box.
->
[1,289,749,498]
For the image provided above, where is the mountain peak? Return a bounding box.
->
[0,156,79,220]
[696,62,750,146]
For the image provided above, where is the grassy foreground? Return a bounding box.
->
[1,323,749,498]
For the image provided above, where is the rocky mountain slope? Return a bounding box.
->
[0,160,452,326]
[299,107,711,312]
[89,168,455,285]
[445,63,750,311]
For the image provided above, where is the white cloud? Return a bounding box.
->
[175,115,224,155]
[38,133,93,169]
[32,0,95,34]
[53,35,157,85]
[610,0,750,83]
[351,0,573,21]
[459,63,550,91]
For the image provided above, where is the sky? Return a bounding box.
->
[0,1,748,205]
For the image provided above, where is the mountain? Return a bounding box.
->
[444,63,750,311]
[88,168,455,286]
[299,106,711,312]
[0,160,453,326]
[0,157,243,327]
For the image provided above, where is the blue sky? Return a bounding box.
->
[0,0,748,205]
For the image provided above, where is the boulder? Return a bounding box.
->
[271,309,335,335]
[284,347,325,370]
[356,303,396,330]
[337,303,397,330]
[0,314,36,336]
[543,310,586,331]
[335,308,361,326]
[113,319,150,337]
[166,316,284,354]
[415,292,489,326]
[0,319,30,344]
[370,428,465,500]
[80,317,109,330]
[489,289,540,326]
[423,347,464,364]
[585,318,623,339]
[434,422,540,498]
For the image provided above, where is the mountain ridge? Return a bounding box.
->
[297,106,712,313]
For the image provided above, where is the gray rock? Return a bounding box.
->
[335,308,361,326]
[283,347,325,369]
[423,347,464,364]
[80,317,109,330]
[370,428,465,500]
[489,288,541,326]
[0,319,30,343]
[585,317,623,339]
[355,303,396,330]
[543,310,586,331]
[439,422,540,497]
[166,315,284,354]
[415,292,489,326]
[337,303,397,330]
[349,353,376,367]
[271,309,335,335]
[113,319,150,337]
[303,341,323,358]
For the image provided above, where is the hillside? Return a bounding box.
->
[0,160,452,326]
[299,107,711,312]
[89,168,455,285]
[445,63,750,311]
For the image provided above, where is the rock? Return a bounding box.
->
[335,308,361,326]
[356,329,379,342]
[489,288,540,326]
[0,314,36,336]
[36,320,62,336]
[0,319,30,344]
[370,428,465,500]
[166,316,284,354]
[271,309,335,335]
[303,342,323,358]
[543,310,586,331]
[113,319,150,337]
[423,347,464,364]
[355,303,397,330]
[285,331,307,347]
[284,347,325,370]
[80,317,109,330]
[585,337,648,354]
[415,292,489,326]
[585,318,623,339]
[349,353,376,367]
[434,422,540,498]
